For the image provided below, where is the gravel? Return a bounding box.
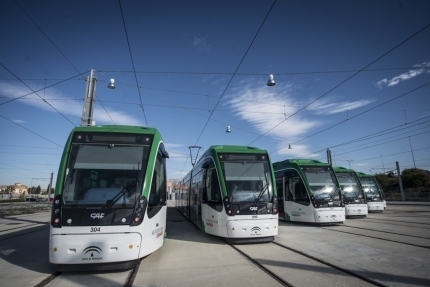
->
[0,202,52,217]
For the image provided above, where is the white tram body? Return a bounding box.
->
[176,145,278,243]
[333,167,368,218]
[49,210,166,266]
[357,172,385,213]
[49,126,169,270]
[273,159,346,224]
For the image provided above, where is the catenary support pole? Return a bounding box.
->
[396,161,405,201]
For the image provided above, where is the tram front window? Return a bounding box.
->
[62,143,150,207]
[221,159,273,204]
[337,173,362,199]
[360,177,381,200]
[302,167,340,201]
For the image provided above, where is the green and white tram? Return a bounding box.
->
[273,159,345,224]
[176,145,278,243]
[333,166,368,218]
[356,172,385,212]
[49,125,169,270]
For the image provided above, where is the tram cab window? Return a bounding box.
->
[148,150,167,218]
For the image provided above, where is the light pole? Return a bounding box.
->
[380,154,386,174]
[347,159,353,169]
[81,69,97,126]
[408,136,416,168]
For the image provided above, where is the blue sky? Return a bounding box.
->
[1,0,429,189]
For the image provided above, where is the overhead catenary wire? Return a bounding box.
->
[193,0,278,145]
[0,72,88,106]
[309,116,430,155]
[118,0,148,126]
[13,0,115,125]
[98,65,430,76]
[0,63,77,127]
[0,114,63,147]
[271,81,430,154]
[249,22,430,146]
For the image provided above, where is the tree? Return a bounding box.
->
[6,185,14,193]
[374,173,390,190]
[35,185,41,194]
[402,168,430,188]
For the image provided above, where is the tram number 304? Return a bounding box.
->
[90,227,101,232]
[252,215,258,219]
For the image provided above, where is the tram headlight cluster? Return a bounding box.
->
[223,197,234,216]
[272,197,278,215]
[310,196,318,208]
[51,194,62,228]
[131,195,147,226]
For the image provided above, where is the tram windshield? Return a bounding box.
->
[220,154,273,204]
[360,177,381,200]
[302,167,340,200]
[336,172,363,199]
[61,132,152,207]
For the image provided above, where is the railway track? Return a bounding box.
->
[228,240,387,287]
[32,261,141,287]
[363,218,430,228]
[321,225,430,249]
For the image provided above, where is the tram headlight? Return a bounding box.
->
[223,196,234,216]
[51,195,62,228]
[131,195,147,226]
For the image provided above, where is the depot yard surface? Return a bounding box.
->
[0,202,429,287]
[0,201,52,217]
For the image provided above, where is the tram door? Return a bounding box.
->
[276,177,285,217]
[284,170,312,222]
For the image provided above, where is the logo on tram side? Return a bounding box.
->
[152,226,164,238]
[250,226,262,236]
[90,213,105,219]
[81,246,103,261]
[205,219,218,226]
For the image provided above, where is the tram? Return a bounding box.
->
[333,166,368,217]
[273,159,345,224]
[176,145,278,243]
[49,125,169,270]
[356,172,385,212]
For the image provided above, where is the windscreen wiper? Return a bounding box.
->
[104,179,139,209]
[253,174,269,205]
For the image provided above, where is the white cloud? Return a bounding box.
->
[193,36,212,51]
[307,98,373,115]
[226,80,374,157]
[375,61,430,88]
[0,82,144,126]
[11,119,26,124]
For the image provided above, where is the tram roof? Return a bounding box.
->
[70,125,160,135]
[333,166,356,173]
[209,145,265,152]
[356,171,372,177]
[272,158,328,169]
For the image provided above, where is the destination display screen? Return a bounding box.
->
[72,132,153,145]
[218,154,267,161]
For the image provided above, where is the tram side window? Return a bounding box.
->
[148,151,166,218]
[206,168,221,204]
[285,170,309,205]
[276,177,284,201]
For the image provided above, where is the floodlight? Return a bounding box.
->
[267,74,275,86]
[108,79,116,89]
